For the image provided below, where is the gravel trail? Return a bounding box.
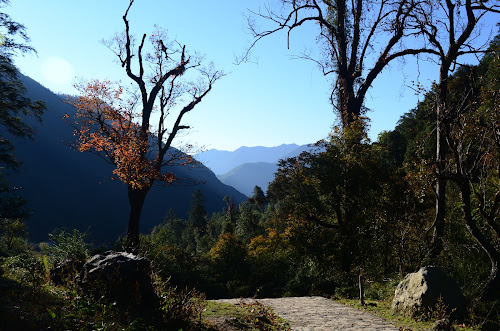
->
[214,296,399,331]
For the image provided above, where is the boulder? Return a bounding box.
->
[78,251,157,311]
[391,266,465,321]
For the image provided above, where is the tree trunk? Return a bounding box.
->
[383,236,390,277]
[428,67,450,262]
[428,136,446,260]
[458,179,500,301]
[340,226,355,274]
[359,272,365,306]
[337,77,363,129]
[125,186,149,253]
[481,261,500,302]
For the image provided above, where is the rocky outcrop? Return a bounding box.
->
[78,251,157,311]
[391,266,465,321]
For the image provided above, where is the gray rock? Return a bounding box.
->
[78,251,157,311]
[391,266,465,321]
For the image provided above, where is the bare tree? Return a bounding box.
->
[244,0,433,129]
[69,0,223,252]
[246,0,498,264]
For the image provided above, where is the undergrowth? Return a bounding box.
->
[0,250,290,330]
[204,300,291,330]
[333,279,488,331]
[0,251,211,330]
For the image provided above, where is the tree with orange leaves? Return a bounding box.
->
[68,0,223,252]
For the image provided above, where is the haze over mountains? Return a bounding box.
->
[4,74,246,243]
[195,144,308,176]
[195,144,313,196]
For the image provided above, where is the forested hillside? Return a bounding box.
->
[2,74,246,243]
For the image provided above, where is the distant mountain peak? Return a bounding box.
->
[194,143,308,176]
[196,144,315,197]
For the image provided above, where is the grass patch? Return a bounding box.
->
[335,298,480,331]
[0,274,143,330]
[204,301,249,319]
[204,300,291,330]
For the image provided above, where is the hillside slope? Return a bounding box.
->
[211,144,316,197]
[3,74,246,243]
[194,144,301,176]
[218,162,278,197]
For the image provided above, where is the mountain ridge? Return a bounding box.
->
[194,143,302,176]
[217,162,278,197]
[198,144,316,197]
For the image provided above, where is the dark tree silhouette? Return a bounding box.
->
[0,0,45,168]
[244,0,433,129]
[69,0,222,252]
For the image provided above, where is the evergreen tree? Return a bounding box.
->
[187,189,207,231]
[249,185,267,211]
[236,201,264,242]
[0,0,45,168]
[0,0,44,244]
[163,208,177,223]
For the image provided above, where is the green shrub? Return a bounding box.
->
[152,273,207,329]
[0,218,29,256]
[48,228,89,264]
[2,253,49,286]
[364,279,399,301]
[239,300,291,330]
[334,285,358,299]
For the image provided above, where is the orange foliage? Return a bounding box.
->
[68,80,176,189]
[248,228,288,258]
[209,233,246,262]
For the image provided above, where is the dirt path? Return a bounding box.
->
[214,296,398,331]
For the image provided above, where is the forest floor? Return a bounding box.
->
[212,296,400,330]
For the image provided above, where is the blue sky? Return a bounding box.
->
[4,0,499,151]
